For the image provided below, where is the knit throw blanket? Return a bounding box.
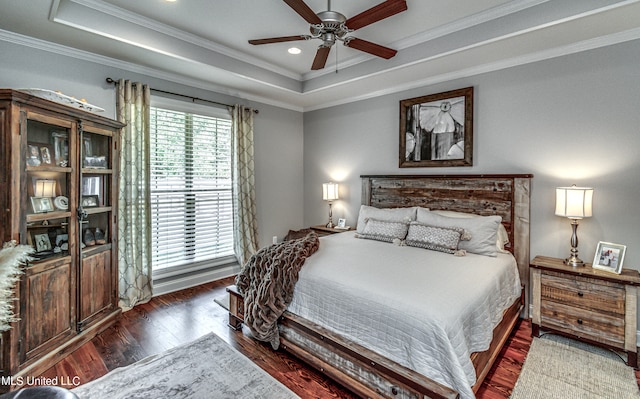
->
[235,232,320,349]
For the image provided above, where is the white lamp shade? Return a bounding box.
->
[555,185,593,219]
[322,182,339,201]
[34,179,56,197]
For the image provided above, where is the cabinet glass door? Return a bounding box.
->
[78,127,116,327]
[25,119,74,261]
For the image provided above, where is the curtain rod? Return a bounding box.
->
[105,77,258,114]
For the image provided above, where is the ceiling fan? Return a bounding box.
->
[249,0,408,70]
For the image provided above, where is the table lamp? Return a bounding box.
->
[34,179,56,198]
[322,182,339,228]
[555,185,593,266]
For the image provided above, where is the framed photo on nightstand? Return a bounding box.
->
[592,241,626,274]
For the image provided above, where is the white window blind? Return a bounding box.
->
[150,106,234,271]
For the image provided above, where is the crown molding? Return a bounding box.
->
[0,29,304,112]
[54,0,302,81]
[303,27,640,112]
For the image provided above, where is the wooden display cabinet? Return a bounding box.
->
[0,89,124,388]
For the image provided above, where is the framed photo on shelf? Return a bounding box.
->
[81,195,99,208]
[26,143,42,167]
[39,144,54,165]
[32,233,52,252]
[30,196,54,213]
[592,241,626,274]
[52,132,69,167]
[83,136,92,157]
[82,176,103,205]
[399,87,473,168]
[83,155,107,169]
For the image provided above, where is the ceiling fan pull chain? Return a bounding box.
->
[335,43,339,74]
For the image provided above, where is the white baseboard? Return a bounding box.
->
[152,263,241,297]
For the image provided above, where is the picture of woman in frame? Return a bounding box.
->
[27,144,41,166]
[40,146,52,165]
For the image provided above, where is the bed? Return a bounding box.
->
[240,174,532,399]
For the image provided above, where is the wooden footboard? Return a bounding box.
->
[279,312,459,399]
[279,293,523,399]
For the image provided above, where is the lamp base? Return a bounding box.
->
[326,221,334,228]
[564,256,585,267]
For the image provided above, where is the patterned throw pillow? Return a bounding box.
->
[405,222,465,254]
[356,218,409,243]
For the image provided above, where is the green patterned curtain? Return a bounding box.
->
[116,80,153,309]
[231,105,259,267]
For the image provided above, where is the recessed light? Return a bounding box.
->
[288,47,302,55]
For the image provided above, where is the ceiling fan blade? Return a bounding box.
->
[344,38,397,59]
[311,46,331,70]
[283,0,322,25]
[345,0,407,31]
[249,35,310,45]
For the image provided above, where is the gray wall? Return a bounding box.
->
[304,40,640,271]
[0,41,305,249]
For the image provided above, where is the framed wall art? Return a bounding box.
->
[399,87,473,167]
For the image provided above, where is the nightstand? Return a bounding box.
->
[530,255,640,367]
[310,225,353,236]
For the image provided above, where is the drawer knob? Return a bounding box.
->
[577,319,583,325]
[391,386,399,395]
[577,292,584,297]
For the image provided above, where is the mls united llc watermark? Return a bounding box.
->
[0,375,81,388]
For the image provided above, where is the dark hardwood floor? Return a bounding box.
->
[37,276,640,398]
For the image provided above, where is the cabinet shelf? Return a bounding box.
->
[28,253,71,266]
[84,206,112,215]
[27,211,71,223]
[26,165,72,173]
[82,168,113,175]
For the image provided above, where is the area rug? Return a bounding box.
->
[72,332,299,399]
[511,334,640,398]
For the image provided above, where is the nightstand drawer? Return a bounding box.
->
[541,271,625,315]
[540,300,624,348]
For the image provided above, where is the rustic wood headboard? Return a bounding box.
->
[361,174,533,311]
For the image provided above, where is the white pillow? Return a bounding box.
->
[416,208,501,257]
[356,205,417,234]
[430,209,510,253]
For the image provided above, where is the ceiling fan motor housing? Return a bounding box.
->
[311,10,349,40]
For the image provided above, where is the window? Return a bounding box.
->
[150,99,234,274]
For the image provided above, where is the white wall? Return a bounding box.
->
[0,41,305,249]
[304,40,640,271]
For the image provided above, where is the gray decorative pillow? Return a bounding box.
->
[405,222,464,254]
[356,218,409,243]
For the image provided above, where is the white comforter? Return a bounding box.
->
[286,231,521,399]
